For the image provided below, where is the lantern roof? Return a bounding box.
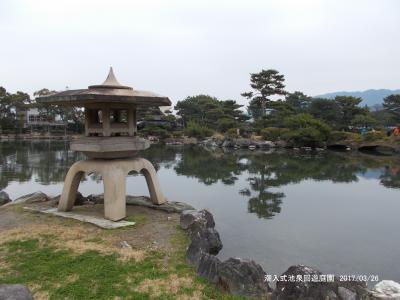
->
[36,67,171,107]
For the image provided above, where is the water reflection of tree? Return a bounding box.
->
[139,145,178,171]
[173,146,246,185]
[172,147,400,220]
[0,141,83,189]
[381,166,400,189]
[1,142,399,220]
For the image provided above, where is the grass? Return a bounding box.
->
[0,222,243,299]
[124,215,148,226]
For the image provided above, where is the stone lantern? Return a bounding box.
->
[37,68,171,221]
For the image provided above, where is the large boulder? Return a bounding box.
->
[218,257,270,299]
[13,192,48,204]
[0,191,11,206]
[196,253,221,284]
[188,219,222,254]
[185,209,222,266]
[338,286,357,300]
[187,225,222,265]
[0,284,33,300]
[274,265,373,300]
[371,280,400,299]
[180,209,215,230]
[274,265,334,300]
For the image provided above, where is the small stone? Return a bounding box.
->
[120,241,132,249]
[167,216,172,221]
[87,193,104,204]
[0,191,11,206]
[0,284,33,300]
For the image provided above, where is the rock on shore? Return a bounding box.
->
[0,191,11,206]
[204,137,279,149]
[180,209,270,299]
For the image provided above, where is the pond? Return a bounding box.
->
[1,140,400,284]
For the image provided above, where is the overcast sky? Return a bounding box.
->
[1,0,399,106]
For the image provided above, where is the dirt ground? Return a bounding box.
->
[0,201,181,256]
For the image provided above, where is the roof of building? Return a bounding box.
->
[36,67,171,107]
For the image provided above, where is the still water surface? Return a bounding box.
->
[1,141,400,283]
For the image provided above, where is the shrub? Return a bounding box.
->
[172,130,183,138]
[140,125,171,139]
[184,121,213,138]
[225,128,239,139]
[283,114,331,147]
[260,127,281,141]
[217,118,236,132]
[330,131,349,141]
[362,131,386,142]
[329,131,363,143]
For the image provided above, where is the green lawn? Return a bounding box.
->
[0,225,242,300]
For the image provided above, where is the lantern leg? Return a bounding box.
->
[58,158,165,222]
[140,159,166,205]
[102,169,127,221]
[59,161,85,211]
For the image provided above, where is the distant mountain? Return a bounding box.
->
[315,89,400,108]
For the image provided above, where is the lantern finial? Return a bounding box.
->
[102,67,121,86]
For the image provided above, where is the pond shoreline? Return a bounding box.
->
[2,135,400,155]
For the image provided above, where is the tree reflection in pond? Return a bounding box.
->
[1,142,399,220]
[0,140,84,190]
[170,147,400,220]
[173,146,246,186]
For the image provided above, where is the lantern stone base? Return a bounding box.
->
[58,157,166,221]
